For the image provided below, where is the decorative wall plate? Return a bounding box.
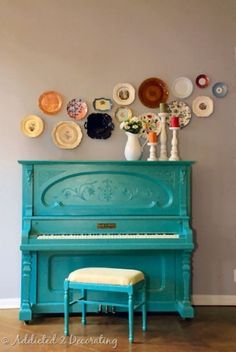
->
[192,96,214,117]
[113,83,135,105]
[67,98,88,120]
[115,107,133,122]
[38,91,63,115]
[139,113,161,135]
[212,82,228,98]
[20,115,44,137]
[171,77,193,98]
[166,100,192,128]
[195,74,210,88]
[138,77,169,108]
[93,98,113,111]
[84,113,114,139]
[52,121,82,149]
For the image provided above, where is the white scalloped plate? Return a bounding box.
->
[113,83,135,105]
[192,96,214,117]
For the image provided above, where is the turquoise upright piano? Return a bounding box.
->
[18,160,195,322]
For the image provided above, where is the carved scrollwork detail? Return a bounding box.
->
[26,169,33,184]
[62,181,97,201]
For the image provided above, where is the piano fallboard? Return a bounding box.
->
[18,160,195,321]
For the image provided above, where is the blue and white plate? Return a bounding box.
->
[212,82,228,98]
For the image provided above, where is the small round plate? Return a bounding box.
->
[52,121,83,149]
[67,98,88,120]
[139,113,161,135]
[212,82,228,98]
[113,83,135,105]
[138,77,169,108]
[166,100,192,128]
[195,74,210,88]
[20,115,44,137]
[192,96,214,117]
[115,107,133,122]
[38,91,63,115]
[171,77,193,98]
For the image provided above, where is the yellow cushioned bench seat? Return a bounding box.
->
[68,267,145,286]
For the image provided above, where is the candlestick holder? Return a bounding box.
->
[147,142,158,161]
[169,127,180,161]
[158,112,168,160]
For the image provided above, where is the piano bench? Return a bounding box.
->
[64,267,147,343]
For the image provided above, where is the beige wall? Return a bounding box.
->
[0,0,236,300]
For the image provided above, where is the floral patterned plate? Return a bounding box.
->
[139,113,161,135]
[192,96,214,117]
[166,100,192,128]
[52,121,83,149]
[115,107,133,122]
[67,98,88,120]
[20,115,44,137]
[38,91,63,115]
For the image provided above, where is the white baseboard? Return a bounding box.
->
[192,295,236,306]
[0,295,235,309]
[0,298,20,309]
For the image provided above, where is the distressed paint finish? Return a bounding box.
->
[18,160,195,321]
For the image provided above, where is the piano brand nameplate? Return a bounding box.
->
[97,223,116,229]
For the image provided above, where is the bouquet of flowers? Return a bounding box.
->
[120,117,143,134]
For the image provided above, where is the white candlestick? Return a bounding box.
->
[147,143,158,161]
[169,128,180,161]
[158,112,168,160]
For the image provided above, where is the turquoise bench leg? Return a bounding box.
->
[64,280,69,336]
[81,289,87,325]
[128,293,134,343]
[142,283,147,332]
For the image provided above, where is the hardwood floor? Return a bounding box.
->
[0,307,235,352]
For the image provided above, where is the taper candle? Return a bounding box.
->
[148,131,157,143]
[159,103,168,113]
[170,116,180,128]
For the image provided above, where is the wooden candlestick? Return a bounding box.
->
[158,112,168,160]
[169,128,180,161]
[147,142,158,161]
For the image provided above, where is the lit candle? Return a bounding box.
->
[148,131,157,143]
[170,116,180,128]
[159,103,168,113]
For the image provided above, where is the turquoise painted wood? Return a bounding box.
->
[18,160,195,321]
[64,279,146,343]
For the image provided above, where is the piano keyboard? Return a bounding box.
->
[37,233,179,240]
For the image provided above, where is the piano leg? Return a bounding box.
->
[19,252,33,322]
[177,250,194,319]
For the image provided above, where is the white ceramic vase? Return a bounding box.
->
[124,132,142,160]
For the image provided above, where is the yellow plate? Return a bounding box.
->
[20,115,44,138]
[52,121,83,149]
